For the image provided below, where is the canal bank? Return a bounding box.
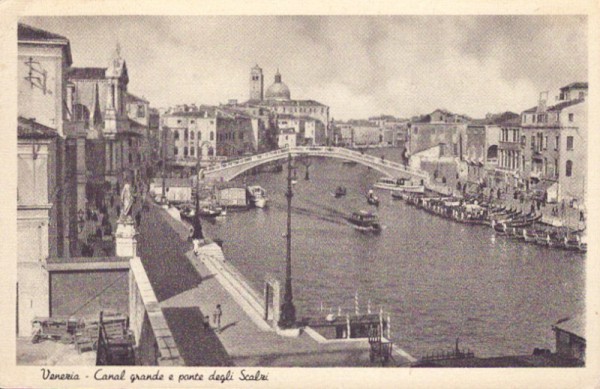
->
[144,200,415,366]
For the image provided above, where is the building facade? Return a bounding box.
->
[520,84,587,204]
[17,24,75,335]
[160,107,218,169]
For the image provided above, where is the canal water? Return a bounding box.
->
[202,157,585,359]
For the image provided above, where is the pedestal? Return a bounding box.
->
[116,218,137,258]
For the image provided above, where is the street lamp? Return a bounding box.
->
[278,152,296,329]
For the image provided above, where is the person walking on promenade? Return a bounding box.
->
[213,304,222,333]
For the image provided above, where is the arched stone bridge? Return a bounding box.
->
[200,146,430,183]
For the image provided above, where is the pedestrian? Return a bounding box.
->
[213,304,222,333]
[135,211,141,227]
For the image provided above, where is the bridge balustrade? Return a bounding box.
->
[200,146,428,181]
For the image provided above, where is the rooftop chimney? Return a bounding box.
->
[537,91,549,113]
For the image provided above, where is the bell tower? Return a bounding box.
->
[249,64,264,101]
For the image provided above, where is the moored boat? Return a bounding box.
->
[347,210,382,232]
[523,228,542,243]
[366,191,380,207]
[197,204,222,218]
[391,191,404,200]
[179,204,196,220]
[247,185,268,208]
[373,176,425,193]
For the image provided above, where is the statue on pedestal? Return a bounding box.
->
[119,182,134,224]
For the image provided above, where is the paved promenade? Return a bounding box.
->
[138,200,414,367]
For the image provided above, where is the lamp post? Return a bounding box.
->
[278,152,296,329]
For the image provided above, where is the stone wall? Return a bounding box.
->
[129,256,183,366]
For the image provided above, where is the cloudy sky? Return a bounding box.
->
[22,16,587,120]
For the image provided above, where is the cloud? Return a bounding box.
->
[21,16,587,120]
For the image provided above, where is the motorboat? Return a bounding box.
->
[391,191,405,200]
[367,190,380,207]
[179,204,196,221]
[564,233,586,252]
[334,186,347,198]
[373,176,425,193]
[197,204,222,218]
[247,185,268,208]
[348,210,382,232]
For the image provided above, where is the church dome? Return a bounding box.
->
[265,70,291,101]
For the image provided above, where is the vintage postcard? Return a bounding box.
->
[1,0,599,388]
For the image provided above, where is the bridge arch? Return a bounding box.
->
[200,146,429,184]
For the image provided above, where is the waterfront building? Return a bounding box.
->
[468,112,519,192]
[407,109,469,157]
[17,24,76,335]
[278,128,297,149]
[160,106,218,170]
[275,114,325,146]
[520,84,587,205]
[552,315,585,364]
[407,109,470,191]
[383,121,409,148]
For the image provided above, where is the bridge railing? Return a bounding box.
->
[201,146,429,180]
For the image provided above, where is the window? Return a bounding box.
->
[543,135,548,150]
[198,131,201,140]
[555,135,559,151]
[128,154,132,163]
[566,160,573,177]
[174,147,178,155]
[566,136,574,150]
[521,135,526,146]
[531,136,535,150]
[190,131,194,140]
[555,158,559,177]
[184,129,188,141]
[177,119,182,124]
[240,132,244,140]
[191,147,195,156]
[191,120,195,124]
[174,131,180,140]
[210,120,214,125]
[568,113,574,122]
[137,104,145,118]
[128,138,133,147]
[210,131,214,141]
[184,147,188,157]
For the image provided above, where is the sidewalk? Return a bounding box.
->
[145,201,413,366]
